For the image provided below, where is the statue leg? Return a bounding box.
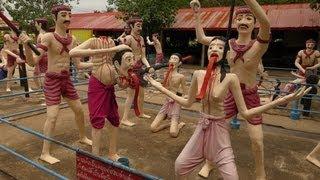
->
[6,64,15,92]
[138,87,151,119]
[306,143,320,168]
[169,117,185,138]
[107,124,120,161]
[121,88,135,126]
[246,122,266,180]
[150,113,169,133]
[91,127,102,156]
[64,98,92,145]
[40,105,61,164]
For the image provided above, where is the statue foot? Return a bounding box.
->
[178,122,186,130]
[198,162,214,178]
[306,155,320,168]
[39,154,60,164]
[139,114,151,119]
[121,120,135,127]
[79,137,92,146]
[108,153,121,161]
[6,88,11,92]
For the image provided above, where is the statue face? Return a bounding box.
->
[207,39,225,62]
[169,54,180,68]
[35,21,41,31]
[306,42,315,50]
[124,25,131,35]
[56,10,71,29]
[234,13,255,34]
[132,22,143,34]
[121,51,134,70]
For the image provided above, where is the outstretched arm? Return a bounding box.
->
[146,71,200,107]
[307,51,320,70]
[294,51,305,73]
[69,38,131,57]
[244,0,270,41]
[141,37,151,68]
[190,0,214,46]
[19,32,46,66]
[229,73,310,120]
[146,36,155,46]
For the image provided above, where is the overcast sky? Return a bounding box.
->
[71,0,108,13]
[3,0,109,19]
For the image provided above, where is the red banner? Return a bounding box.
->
[76,151,150,180]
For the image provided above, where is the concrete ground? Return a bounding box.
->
[0,66,319,179]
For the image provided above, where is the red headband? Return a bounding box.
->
[306,39,316,44]
[35,18,48,25]
[127,17,143,26]
[235,7,253,16]
[51,4,71,15]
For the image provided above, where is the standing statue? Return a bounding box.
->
[19,4,93,164]
[191,0,272,178]
[146,36,310,180]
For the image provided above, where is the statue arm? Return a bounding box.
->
[146,71,199,107]
[244,0,270,42]
[230,73,309,120]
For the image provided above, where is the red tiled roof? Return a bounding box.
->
[69,3,320,31]
[171,3,320,30]
[69,12,125,30]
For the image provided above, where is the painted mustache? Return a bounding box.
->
[239,24,249,29]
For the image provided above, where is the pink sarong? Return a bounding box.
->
[159,97,181,119]
[175,112,238,179]
[44,70,79,106]
[224,83,262,125]
[88,76,120,129]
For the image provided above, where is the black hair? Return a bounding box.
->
[171,53,182,61]
[113,49,132,65]
[210,36,228,82]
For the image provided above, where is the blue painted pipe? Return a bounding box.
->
[0,145,68,180]
[0,118,162,179]
[0,75,45,83]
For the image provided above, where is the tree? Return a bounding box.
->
[2,0,79,32]
[107,0,192,34]
[310,0,320,13]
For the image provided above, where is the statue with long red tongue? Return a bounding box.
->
[121,16,155,127]
[149,53,188,138]
[145,36,310,180]
[19,4,95,164]
[191,0,272,178]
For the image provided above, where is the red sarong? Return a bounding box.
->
[34,54,48,75]
[224,83,262,125]
[88,76,120,129]
[44,70,79,106]
[155,53,164,64]
[7,50,18,67]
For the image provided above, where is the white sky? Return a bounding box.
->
[3,0,109,19]
[71,0,108,13]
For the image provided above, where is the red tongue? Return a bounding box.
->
[162,64,174,87]
[196,53,218,101]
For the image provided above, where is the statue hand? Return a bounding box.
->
[281,86,311,104]
[190,0,201,13]
[115,44,132,52]
[144,74,161,88]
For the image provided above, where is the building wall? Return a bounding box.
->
[70,29,93,43]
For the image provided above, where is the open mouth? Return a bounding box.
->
[64,21,71,25]
[238,24,249,30]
